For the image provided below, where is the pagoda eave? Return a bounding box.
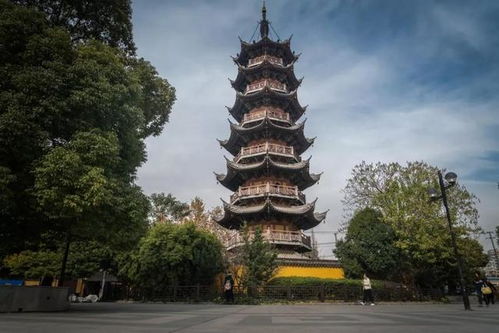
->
[216,156,321,191]
[235,36,298,65]
[214,199,327,230]
[220,119,314,156]
[231,61,302,92]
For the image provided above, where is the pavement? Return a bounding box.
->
[0,302,498,333]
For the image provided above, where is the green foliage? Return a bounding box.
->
[334,208,399,279]
[3,241,114,279]
[3,250,60,279]
[0,0,174,266]
[342,161,485,287]
[149,193,190,223]
[119,223,224,297]
[269,276,382,288]
[33,130,118,221]
[239,226,278,290]
[12,0,136,54]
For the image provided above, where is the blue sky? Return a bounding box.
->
[132,0,499,256]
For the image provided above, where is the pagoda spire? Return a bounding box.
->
[260,1,269,39]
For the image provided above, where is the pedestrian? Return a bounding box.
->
[473,271,484,307]
[482,277,497,307]
[223,273,234,304]
[360,273,375,306]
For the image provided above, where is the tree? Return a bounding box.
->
[334,208,399,280]
[0,0,174,268]
[149,193,190,223]
[12,0,135,54]
[3,241,114,280]
[188,197,235,244]
[32,130,121,284]
[119,223,224,298]
[342,161,484,287]
[237,226,278,292]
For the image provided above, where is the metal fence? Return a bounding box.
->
[111,284,444,303]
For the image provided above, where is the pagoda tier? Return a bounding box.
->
[215,155,321,191]
[234,37,299,66]
[218,118,315,156]
[227,87,306,123]
[214,199,327,230]
[230,59,303,93]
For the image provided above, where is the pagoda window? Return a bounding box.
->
[245,78,286,94]
[247,55,283,67]
[236,142,295,162]
[242,107,290,125]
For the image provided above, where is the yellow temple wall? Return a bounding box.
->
[274,265,345,279]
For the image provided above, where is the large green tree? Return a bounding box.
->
[0,0,175,276]
[342,161,485,287]
[334,208,399,280]
[119,223,224,298]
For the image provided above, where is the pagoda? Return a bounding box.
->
[214,4,328,259]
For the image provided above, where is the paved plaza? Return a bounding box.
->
[1,302,498,333]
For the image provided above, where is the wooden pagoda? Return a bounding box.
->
[215,4,327,259]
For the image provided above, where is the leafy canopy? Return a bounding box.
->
[342,161,485,287]
[0,0,175,262]
[334,208,399,279]
[149,193,190,224]
[119,223,224,296]
[12,0,136,54]
[237,226,278,290]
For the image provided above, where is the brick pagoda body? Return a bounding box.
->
[215,5,327,259]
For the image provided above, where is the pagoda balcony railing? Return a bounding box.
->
[235,142,295,162]
[242,108,291,125]
[247,55,284,67]
[226,230,311,250]
[245,79,287,94]
[230,183,305,203]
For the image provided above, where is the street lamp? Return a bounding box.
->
[428,170,471,310]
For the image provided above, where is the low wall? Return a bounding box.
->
[0,286,70,312]
[275,265,345,279]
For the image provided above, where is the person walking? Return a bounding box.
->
[361,273,375,306]
[473,271,484,307]
[482,277,497,306]
[223,274,235,304]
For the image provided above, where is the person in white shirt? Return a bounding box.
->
[361,273,375,305]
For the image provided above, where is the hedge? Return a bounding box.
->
[268,276,383,288]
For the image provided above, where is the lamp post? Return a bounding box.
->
[428,170,471,310]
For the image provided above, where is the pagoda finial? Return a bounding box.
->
[260,1,269,39]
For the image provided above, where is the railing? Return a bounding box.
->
[236,142,294,161]
[230,183,305,203]
[243,108,290,124]
[246,79,287,94]
[248,55,284,67]
[112,284,445,303]
[226,230,311,250]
